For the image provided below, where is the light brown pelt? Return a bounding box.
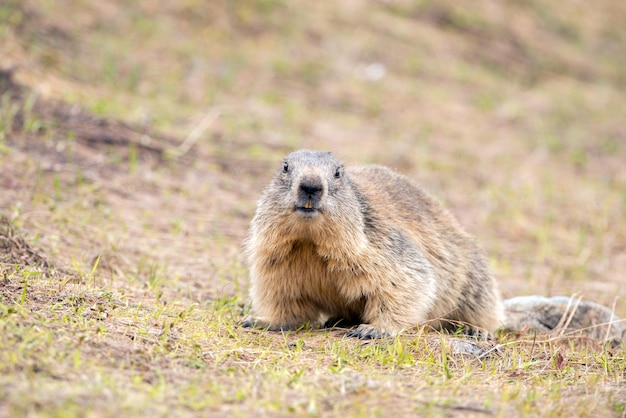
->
[242,150,504,339]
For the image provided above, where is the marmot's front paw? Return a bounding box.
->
[239,316,280,330]
[461,326,493,341]
[346,324,396,339]
[240,316,261,329]
[239,316,301,331]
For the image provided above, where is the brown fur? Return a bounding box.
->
[242,150,504,339]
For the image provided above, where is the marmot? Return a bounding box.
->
[242,149,504,339]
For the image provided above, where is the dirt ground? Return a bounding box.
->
[1,1,625,416]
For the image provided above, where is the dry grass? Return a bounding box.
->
[1,0,625,416]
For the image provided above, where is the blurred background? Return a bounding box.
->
[1,0,625,313]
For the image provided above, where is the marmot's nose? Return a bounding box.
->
[299,178,323,198]
[300,183,322,197]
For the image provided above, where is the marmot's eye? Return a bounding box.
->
[334,167,341,178]
[283,162,289,173]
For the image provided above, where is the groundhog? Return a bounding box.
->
[242,149,505,339]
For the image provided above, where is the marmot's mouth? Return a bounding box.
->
[295,207,317,213]
[294,206,320,216]
[294,198,322,216]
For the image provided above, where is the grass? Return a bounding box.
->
[1,0,626,416]
[1,261,624,416]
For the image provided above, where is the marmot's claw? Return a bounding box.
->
[346,329,366,339]
[240,319,255,328]
[239,317,299,331]
[346,324,392,339]
[239,316,268,329]
[463,327,493,340]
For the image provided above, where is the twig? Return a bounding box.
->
[605,296,619,344]
[166,107,220,158]
[555,294,582,336]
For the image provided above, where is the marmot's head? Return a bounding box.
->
[267,149,347,221]
[249,149,367,258]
